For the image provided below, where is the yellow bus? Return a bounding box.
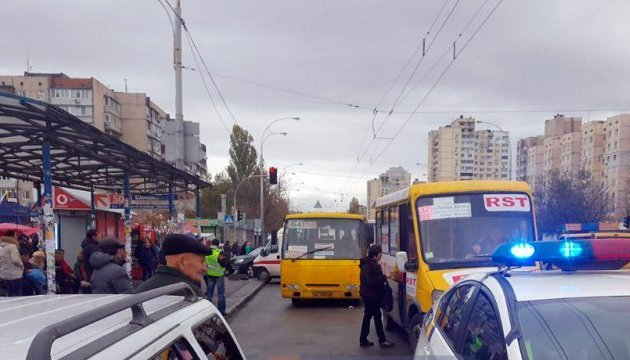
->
[280,212,370,305]
[374,180,536,348]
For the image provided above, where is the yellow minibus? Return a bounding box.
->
[280,212,370,305]
[374,180,536,348]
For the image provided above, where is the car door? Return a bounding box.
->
[458,289,508,360]
[268,243,280,276]
[422,282,478,358]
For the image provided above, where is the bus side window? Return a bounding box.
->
[381,209,390,254]
[375,210,382,247]
[389,206,399,255]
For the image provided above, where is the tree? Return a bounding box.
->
[348,197,361,214]
[200,172,232,218]
[535,170,610,235]
[226,125,258,185]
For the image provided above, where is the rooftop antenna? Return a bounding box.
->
[124,79,128,93]
[26,52,32,73]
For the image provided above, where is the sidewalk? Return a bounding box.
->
[205,275,266,318]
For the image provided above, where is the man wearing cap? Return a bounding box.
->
[136,233,211,297]
[90,238,133,294]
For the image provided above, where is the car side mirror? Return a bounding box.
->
[395,251,408,271]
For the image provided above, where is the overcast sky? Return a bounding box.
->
[3,0,630,212]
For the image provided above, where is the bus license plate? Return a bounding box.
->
[313,291,332,297]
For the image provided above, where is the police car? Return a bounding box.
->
[0,284,245,359]
[417,239,630,359]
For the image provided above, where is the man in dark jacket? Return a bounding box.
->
[136,233,211,297]
[359,244,394,348]
[90,238,133,294]
[81,229,100,278]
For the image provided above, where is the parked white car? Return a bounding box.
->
[2,283,245,359]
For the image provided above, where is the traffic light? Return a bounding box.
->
[269,166,278,184]
[237,210,243,222]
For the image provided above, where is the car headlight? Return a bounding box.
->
[432,290,445,305]
[235,259,244,264]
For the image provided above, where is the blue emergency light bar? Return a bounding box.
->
[492,239,630,270]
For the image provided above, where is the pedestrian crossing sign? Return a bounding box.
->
[224,215,234,224]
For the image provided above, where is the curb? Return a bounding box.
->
[226,280,267,318]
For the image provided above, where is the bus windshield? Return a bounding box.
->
[416,193,535,270]
[283,218,362,260]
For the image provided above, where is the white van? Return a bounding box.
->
[252,228,283,281]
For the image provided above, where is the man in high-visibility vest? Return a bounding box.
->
[205,238,227,315]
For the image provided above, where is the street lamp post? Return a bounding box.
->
[259,117,299,245]
[476,120,512,180]
[233,174,265,218]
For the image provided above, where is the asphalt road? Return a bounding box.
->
[230,283,413,359]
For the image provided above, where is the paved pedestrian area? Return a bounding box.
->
[207,276,267,318]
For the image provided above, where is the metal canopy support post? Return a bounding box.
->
[42,141,56,294]
[168,183,174,226]
[35,182,43,249]
[123,171,132,276]
[195,186,201,234]
[90,187,96,229]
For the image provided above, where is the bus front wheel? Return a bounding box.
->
[408,314,424,351]
[291,298,302,307]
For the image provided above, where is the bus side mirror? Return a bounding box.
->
[395,251,408,271]
[261,249,269,257]
[404,262,418,272]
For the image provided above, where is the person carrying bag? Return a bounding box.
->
[358,244,394,348]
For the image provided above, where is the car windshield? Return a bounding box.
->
[282,218,362,260]
[518,296,630,359]
[416,193,535,269]
[249,247,262,257]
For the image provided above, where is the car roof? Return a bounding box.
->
[483,270,630,302]
[0,294,187,359]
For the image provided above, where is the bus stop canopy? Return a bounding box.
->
[0,92,209,193]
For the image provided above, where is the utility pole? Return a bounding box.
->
[174,0,183,125]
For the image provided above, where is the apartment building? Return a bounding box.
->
[116,92,166,159]
[603,114,630,217]
[560,131,581,176]
[0,177,33,206]
[428,116,510,182]
[517,113,630,218]
[380,166,411,195]
[581,121,605,183]
[517,136,546,193]
[0,72,123,139]
[366,179,382,221]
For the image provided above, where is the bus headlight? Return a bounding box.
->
[352,284,360,291]
[345,284,352,291]
[346,284,360,292]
